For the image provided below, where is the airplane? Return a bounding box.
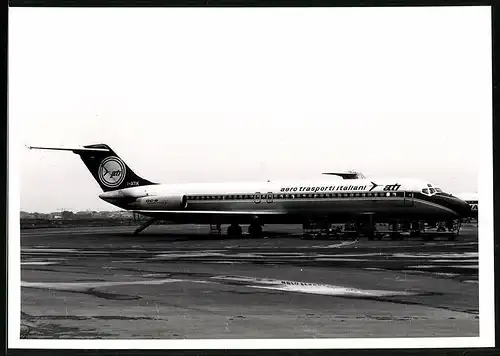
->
[27,143,471,238]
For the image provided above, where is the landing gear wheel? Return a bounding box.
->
[227,224,242,237]
[248,223,263,237]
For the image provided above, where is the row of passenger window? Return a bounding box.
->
[186,192,408,201]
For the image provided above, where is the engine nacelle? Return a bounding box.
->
[136,195,188,210]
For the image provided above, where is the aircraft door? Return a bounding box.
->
[404,192,414,206]
[266,192,274,203]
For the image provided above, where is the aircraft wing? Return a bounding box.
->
[133,210,285,215]
[131,209,287,223]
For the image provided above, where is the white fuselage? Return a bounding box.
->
[99,177,468,223]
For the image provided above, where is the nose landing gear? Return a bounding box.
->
[248,222,263,237]
[227,223,243,237]
[446,219,462,241]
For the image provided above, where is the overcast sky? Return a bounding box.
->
[10,7,490,213]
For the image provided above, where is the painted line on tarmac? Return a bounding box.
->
[429,259,478,263]
[313,258,372,262]
[250,284,416,297]
[211,275,417,298]
[312,241,358,248]
[21,227,133,235]
[407,265,478,270]
[393,252,478,259]
[152,252,228,259]
[21,278,210,291]
[21,248,78,253]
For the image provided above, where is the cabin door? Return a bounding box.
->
[404,192,414,206]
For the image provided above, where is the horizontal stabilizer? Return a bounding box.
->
[26,145,110,153]
[27,143,156,191]
[322,172,364,179]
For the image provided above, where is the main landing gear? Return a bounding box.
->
[357,214,378,240]
[227,223,243,237]
[133,217,158,236]
[226,219,263,238]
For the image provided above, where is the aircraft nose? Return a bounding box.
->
[432,195,471,218]
[454,196,472,218]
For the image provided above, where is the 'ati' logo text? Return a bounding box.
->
[98,156,127,188]
[383,183,401,191]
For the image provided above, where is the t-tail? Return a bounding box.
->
[27,144,156,192]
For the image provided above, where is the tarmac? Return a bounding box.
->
[20,223,479,339]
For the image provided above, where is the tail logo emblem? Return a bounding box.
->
[98,156,127,188]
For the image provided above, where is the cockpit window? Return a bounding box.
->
[422,186,444,195]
